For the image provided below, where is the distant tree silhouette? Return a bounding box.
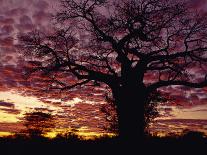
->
[21,111,55,138]
[181,129,206,140]
[19,0,207,141]
[55,129,81,142]
[144,90,167,133]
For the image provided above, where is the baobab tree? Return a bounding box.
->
[19,0,207,141]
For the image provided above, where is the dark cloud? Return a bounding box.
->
[32,11,52,24]
[150,119,207,136]
[0,108,21,114]
[33,0,49,10]
[0,37,13,47]
[6,8,28,16]
[0,17,15,25]
[16,15,34,31]
[0,0,58,95]
[0,122,24,132]
[190,0,207,9]
[0,101,14,108]
[19,15,33,25]
[0,25,14,36]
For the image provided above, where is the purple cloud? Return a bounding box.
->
[0,108,20,114]
[0,101,14,108]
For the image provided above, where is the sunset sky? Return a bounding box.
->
[0,0,207,139]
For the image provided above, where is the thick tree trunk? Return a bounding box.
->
[112,83,148,142]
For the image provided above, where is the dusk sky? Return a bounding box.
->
[0,0,207,139]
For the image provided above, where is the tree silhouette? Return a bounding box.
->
[19,0,207,141]
[101,92,118,134]
[21,111,55,138]
[101,90,164,135]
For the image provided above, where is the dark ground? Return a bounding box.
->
[0,132,206,155]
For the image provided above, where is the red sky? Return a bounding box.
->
[0,0,207,138]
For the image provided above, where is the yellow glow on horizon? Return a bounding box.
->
[44,131,57,139]
[43,127,116,140]
[77,131,115,140]
[76,126,116,139]
[0,111,19,123]
[44,131,115,140]
[0,131,14,137]
[0,91,63,123]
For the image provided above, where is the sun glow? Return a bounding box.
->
[0,111,19,123]
[0,91,61,111]
[0,132,14,137]
[0,91,63,122]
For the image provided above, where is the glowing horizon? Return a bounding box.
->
[0,90,207,139]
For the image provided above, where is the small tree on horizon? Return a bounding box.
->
[21,111,55,138]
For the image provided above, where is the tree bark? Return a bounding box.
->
[112,83,148,142]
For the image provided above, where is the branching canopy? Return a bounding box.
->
[19,0,207,96]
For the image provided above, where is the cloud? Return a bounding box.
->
[0,25,14,36]
[192,109,207,112]
[33,0,49,10]
[19,15,33,26]
[16,18,34,32]
[5,8,28,16]
[0,17,14,25]
[59,102,114,132]
[0,37,13,47]
[0,100,21,115]
[32,11,52,25]
[0,0,205,108]
[150,119,207,135]
[0,122,24,132]
[34,107,54,113]
[0,101,14,108]
[190,0,207,9]
[0,108,21,114]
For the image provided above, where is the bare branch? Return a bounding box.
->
[50,79,91,90]
[148,76,207,92]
